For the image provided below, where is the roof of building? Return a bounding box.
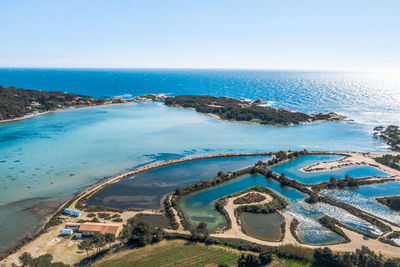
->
[64,208,81,213]
[78,222,122,235]
[65,223,81,227]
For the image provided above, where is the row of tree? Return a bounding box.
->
[78,233,116,256]
[314,246,400,267]
[19,252,68,267]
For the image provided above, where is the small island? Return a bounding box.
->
[0,85,126,122]
[134,94,345,126]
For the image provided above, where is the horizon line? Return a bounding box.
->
[0,66,399,72]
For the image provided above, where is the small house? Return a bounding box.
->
[61,228,73,235]
[78,222,122,236]
[64,208,81,217]
[65,223,81,230]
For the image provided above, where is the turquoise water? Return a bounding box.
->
[0,69,397,253]
[179,174,306,230]
[86,155,271,210]
[180,167,384,245]
[1,69,400,126]
[271,155,389,184]
[0,106,390,254]
[179,174,348,245]
[322,181,400,225]
[0,102,389,253]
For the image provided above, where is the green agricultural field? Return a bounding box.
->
[95,240,239,267]
[95,240,311,267]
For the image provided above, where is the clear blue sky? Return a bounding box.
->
[1,0,399,70]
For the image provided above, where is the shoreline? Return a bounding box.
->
[3,151,400,264]
[0,101,131,124]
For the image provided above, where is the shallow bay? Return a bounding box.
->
[0,101,389,254]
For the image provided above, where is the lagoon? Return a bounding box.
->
[0,101,389,254]
[179,174,348,245]
[86,155,271,210]
[271,155,389,184]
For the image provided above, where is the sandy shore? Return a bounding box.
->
[302,152,400,178]
[3,151,400,265]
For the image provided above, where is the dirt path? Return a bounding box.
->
[223,192,273,233]
[216,191,298,246]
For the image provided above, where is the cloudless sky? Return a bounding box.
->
[1,0,399,70]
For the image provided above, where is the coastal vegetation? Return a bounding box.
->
[121,218,164,247]
[317,216,350,242]
[314,246,400,267]
[379,232,400,248]
[0,85,116,121]
[234,188,288,214]
[374,125,400,151]
[311,175,395,193]
[375,154,400,171]
[19,252,69,267]
[136,94,344,126]
[233,192,266,205]
[376,196,400,211]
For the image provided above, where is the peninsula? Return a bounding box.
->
[134,94,345,126]
[0,85,126,122]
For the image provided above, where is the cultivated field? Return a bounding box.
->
[94,239,310,267]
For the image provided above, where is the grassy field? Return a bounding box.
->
[95,240,311,267]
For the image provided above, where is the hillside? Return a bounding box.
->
[0,85,111,121]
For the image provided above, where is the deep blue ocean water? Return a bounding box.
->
[0,69,399,126]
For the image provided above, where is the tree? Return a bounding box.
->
[91,233,106,252]
[78,239,93,256]
[31,254,53,267]
[329,176,337,184]
[190,222,209,241]
[238,254,260,267]
[259,251,272,264]
[122,219,164,246]
[105,233,116,249]
[19,252,33,266]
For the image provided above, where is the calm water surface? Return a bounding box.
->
[86,155,271,210]
[179,174,348,245]
[0,102,387,254]
[240,212,283,242]
[271,155,389,184]
[0,69,397,253]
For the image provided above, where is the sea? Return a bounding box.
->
[0,68,399,255]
